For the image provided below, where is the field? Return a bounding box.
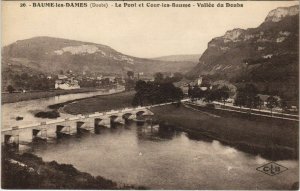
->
[62,91,135,115]
[1,88,102,104]
[151,104,298,160]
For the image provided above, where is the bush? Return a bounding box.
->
[35,111,60,118]
[205,103,215,109]
[7,85,15,93]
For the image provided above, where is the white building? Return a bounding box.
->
[55,78,80,90]
[197,77,203,86]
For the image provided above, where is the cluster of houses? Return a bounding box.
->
[55,75,80,90]
[54,73,126,90]
[174,76,212,94]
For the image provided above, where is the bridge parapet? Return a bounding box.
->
[12,126,19,130]
[107,110,118,115]
[122,108,132,112]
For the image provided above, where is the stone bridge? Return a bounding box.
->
[2,100,188,148]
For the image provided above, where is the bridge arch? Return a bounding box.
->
[136,111,145,118]
[122,113,132,119]
[109,115,119,121]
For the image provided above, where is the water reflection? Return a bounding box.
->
[136,123,178,141]
[28,121,298,190]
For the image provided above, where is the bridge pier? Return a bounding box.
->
[94,118,103,134]
[110,116,119,128]
[76,121,89,134]
[124,118,131,125]
[32,128,47,142]
[56,125,71,139]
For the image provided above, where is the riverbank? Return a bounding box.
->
[2,88,104,104]
[151,104,298,161]
[56,91,135,115]
[30,88,129,119]
[2,150,146,189]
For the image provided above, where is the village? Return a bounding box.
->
[4,68,298,115]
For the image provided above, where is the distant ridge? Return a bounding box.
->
[2,36,198,73]
[152,54,200,63]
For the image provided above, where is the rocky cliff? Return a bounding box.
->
[188,5,299,101]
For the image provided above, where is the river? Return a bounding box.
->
[2,88,298,189]
[29,122,298,190]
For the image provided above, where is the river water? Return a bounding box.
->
[2,90,299,189]
[31,122,298,190]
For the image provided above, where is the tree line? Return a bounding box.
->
[6,73,55,92]
[188,85,230,104]
[132,80,184,106]
[234,84,280,113]
[188,83,282,113]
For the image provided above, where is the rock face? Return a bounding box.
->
[188,5,299,101]
[265,5,299,22]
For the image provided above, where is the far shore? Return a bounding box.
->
[32,88,129,119]
[1,88,107,104]
[53,90,135,114]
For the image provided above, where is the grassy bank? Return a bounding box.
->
[61,91,135,115]
[2,88,102,104]
[151,104,298,161]
[2,151,145,189]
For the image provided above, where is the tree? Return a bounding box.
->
[132,80,183,106]
[234,84,258,110]
[219,86,230,105]
[254,96,263,110]
[135,80,147,92]
[280,99,288,112]
[190,85,201,101]
[7,85,15,93]
[20,73,29,80]
[172,72,183,82]
[154,72,164,83]
[235,90,247,108]
[266,96,278,115]
[204,90,215,103]
[244,84,258,109]
[127,71,134,79]
[187,84,192,97]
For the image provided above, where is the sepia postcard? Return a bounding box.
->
[1,0,299,190]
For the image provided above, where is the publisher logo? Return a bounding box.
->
[256,162,288,176]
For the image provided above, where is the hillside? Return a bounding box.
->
[153,54,200,63]
[2,37,196,84]
[188,5,299,102]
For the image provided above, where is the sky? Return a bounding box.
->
[2,1,299,58]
